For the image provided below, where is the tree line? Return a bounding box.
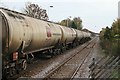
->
[58,17,83,30]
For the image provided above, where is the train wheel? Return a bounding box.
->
[59,49,62,54]
[22,59,27,70]
[58,49,61,54]
[56,49,60,55]
[27,53,34,64]
[10,67,16,77]
[9,67,13,77]
[9,67,16,77]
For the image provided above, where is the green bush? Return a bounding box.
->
[99,19,120,56]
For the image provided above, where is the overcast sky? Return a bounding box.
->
[0,0,119,33]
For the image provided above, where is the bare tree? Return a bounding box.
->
[24,2,49,21]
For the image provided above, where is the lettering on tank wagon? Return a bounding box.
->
[46,26,52,39]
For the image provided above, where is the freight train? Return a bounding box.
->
[0,7,91,78]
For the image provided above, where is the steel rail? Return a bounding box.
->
[43,37,97,79]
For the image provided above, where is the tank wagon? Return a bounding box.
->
[0,8,91,77]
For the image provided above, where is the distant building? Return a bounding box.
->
[119,1,120,18]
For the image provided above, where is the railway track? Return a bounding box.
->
[12,37,97,80]
[43,37,97,79]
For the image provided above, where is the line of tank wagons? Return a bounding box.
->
[1,8,91,77]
